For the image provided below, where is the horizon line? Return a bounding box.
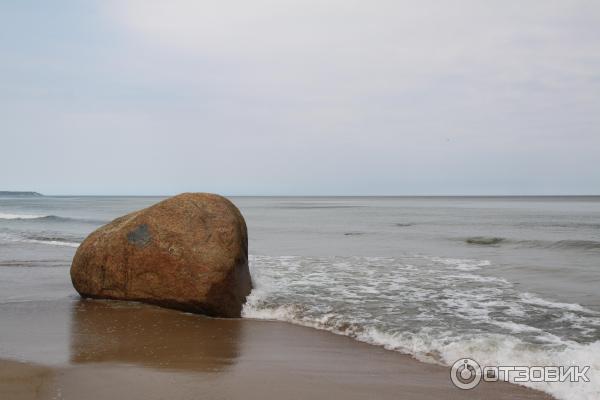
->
[6,193,600,198]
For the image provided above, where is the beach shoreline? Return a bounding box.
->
[0,299,553,400]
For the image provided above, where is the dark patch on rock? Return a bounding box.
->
[127,224,152,248]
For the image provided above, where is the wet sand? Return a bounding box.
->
[0,299,553,400]
[0,360,52,400]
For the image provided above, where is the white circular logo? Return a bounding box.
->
[450,358,482,390]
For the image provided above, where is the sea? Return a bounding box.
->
[0,195,599,399]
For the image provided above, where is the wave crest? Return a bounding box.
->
[0,213,104,224]
[0,213,49,220]
[0,232,81,248]
[466,236,505,245]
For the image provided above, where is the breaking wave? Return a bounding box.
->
[23,235,81,248]
[243,254,600,400]
[0,232,81,248]
[0,213,104,224]
[0,213,49,220]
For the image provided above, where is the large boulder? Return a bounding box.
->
[70,193,252,318]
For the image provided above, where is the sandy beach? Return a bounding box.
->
[0,299,552,400]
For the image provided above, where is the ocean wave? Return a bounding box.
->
[0,213,48,220]
[242,254,600,400]
[24,239,80,248]
[465,236,505,245]
[0,213,104,224]
[0,232,81,248]
[24,235,81,248]
[518,222,600,229]
[244,305,600,399]
[544,240,600,250]
[0,259,67,268]
[462,236,600,250]
[519,292,598,314]
[517,239,600,251]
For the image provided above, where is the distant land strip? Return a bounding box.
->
[0,191,43,196]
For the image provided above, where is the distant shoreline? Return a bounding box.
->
[4,193,599,199]
[0,191,42,197]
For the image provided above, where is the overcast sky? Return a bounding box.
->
[1,1,599,195]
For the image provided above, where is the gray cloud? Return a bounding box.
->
[1,1,599,194]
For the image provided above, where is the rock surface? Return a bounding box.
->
[70,193,251,317]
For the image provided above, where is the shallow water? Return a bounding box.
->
[1,195,599,399]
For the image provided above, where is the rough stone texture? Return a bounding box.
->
[70,193,251,317]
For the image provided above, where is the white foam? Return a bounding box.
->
[520,292,599,315]
[438,335,600,400]
[0,213,47,220]
[242,254,600,400]
[426,256,491,271]
[244,301,600,399]
[22,239,80,248]
[0,232,80,248]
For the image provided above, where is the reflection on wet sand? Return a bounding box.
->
[1,298,553,399]
[69,299,241,372]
